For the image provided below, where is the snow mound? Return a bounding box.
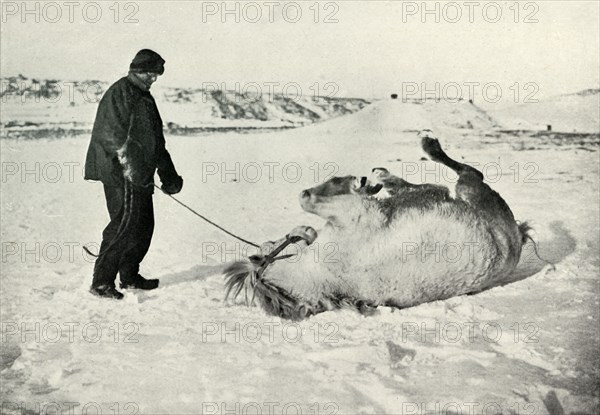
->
[298,98,499,140]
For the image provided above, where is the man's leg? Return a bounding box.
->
[91,184,127,298]
[118,187,158,289]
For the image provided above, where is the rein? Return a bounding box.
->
[154,184,261,248]
[84,183,263,258]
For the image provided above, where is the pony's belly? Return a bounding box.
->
[347,223,501,305]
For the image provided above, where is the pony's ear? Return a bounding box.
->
[351,176,382,196]
[364,183,383,195]
[350,176,366,192]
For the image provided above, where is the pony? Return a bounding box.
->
[224,131,530,320]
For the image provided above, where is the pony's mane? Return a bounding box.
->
[224,260,378,320]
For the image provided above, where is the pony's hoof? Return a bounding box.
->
[289,226,318,245]
[417,129,437,139]
[421,135,444,161]
[259,241,277,256]
[370,167,391,183]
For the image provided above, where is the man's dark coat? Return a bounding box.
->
[84,74,179,190]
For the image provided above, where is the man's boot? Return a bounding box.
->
[90,285,124,300]
[120,274,159,290]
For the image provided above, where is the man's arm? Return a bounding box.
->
[156,144,183,194]
[93,83,134,154]
[114,93,161,187]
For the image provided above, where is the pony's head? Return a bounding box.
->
[299,175,383,227]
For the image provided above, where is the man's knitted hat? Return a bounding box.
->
[129,49,165,75]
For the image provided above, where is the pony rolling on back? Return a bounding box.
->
[224,131,530,320]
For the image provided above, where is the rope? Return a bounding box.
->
[155,184,260,248]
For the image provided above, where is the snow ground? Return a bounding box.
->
[1,100,599,414]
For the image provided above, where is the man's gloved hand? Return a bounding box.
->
[161,175,183,195]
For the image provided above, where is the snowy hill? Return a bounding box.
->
[296,98,499,140]
[491,89,600,133]
[0,75,369,138]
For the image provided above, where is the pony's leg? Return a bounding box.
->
[420,131,484,182]
[421,132,517,223]
[420,131,502,210]
[420,131,523,272]
[370,167,427,196]
[260,226,317,257]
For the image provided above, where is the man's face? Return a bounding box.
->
[136,72,159,87]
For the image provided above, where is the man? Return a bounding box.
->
[84,49,183,299]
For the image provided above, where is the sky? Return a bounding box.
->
[1,1,599,104]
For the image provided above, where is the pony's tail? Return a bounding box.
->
[517,221,533,245]
[517,221,556,270]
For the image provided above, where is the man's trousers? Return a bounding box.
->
[92,182,154,287]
